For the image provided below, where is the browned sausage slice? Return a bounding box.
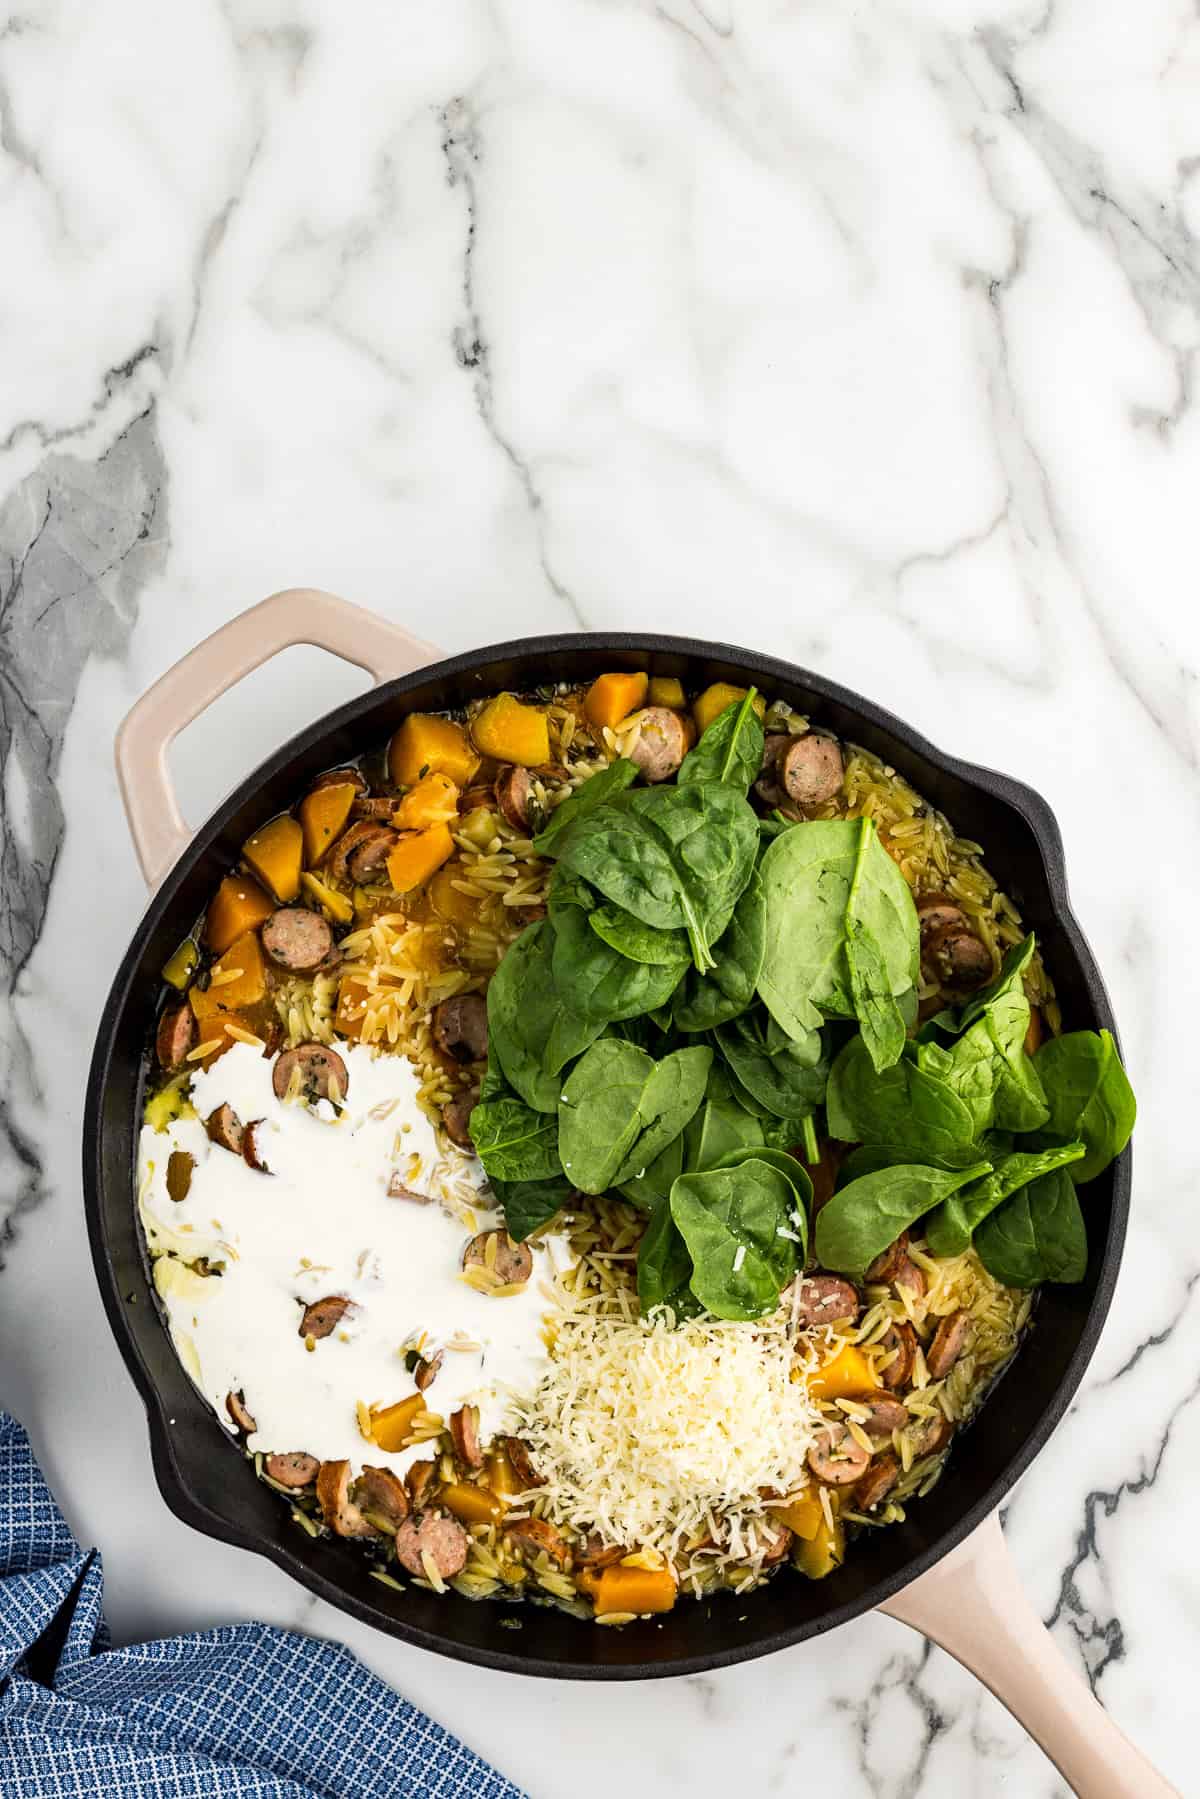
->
[351,796,400,822]
[315,1459,375,1537]
[242,1120,272,1174]
[760,1523,794,1566]
[855,1452,901,1512]
[462,1230,532,1287]
[273,1042,349,1105]
[629,708,688,784]
[574,1533,626,1571]
[924,925,993,993]
[329,820,399,883]
[432,995,488,1064]
[405,1459,437,1510]
[166,1151,195,1204]
[394,1510,469,1580]
[866,1233,926,1300]
[261,907,334,974]
[502,1516,570,1567]
[355,1464,410,1529]
[879,1320,919,1390]
[912,1412,955,1458]
[205,1103,245,1155]
[442,1088,478,1150]
[264,1451,319,1488]
[915,892,968,940]
[788,1275,861,1329]
[781,734,844,808]
[761,733,790,775]
[299,1295,351,1341]
[807,1423,871,1486]
[225,1389,256,1434]
[449,1403,483,1469]
[495,765,535,831]
[387,1174,433,1204]
[925,1308,971,1378]
[505,1436,538,1487]
[311,766,367,794]
[413,1350,443,1392]
[860,1393,909,1438]
[157,1004,196,1071]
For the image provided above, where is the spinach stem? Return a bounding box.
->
[800,1112,820,1164]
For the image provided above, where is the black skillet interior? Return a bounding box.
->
[85,633,1129,1678]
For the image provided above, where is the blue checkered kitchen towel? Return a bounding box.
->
[0,1411,525,1798]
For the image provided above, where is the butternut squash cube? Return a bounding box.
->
[204,873,275,954]
[388,714,479,789]
[647,675,686,710]
[470,693,551,766]
[369,1394,425,1453]
[387,824,455,894]
[333,973,373,1040]
[298,781,358,868]
[693,683,767,737]
[591,1563,677,1616]
[768,1487,824,1541]
[394,772,459,830]
[440,1481,507,1526]
[192,1012,255,1070]
[242,814,303,903]
[190,931,267,1021]
[795,1506,844,1579]
[807,1343,876,1402]
[583,671,648,731]
[429,865,482,930]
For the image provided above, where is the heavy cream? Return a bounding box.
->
[137,1040,569,1477]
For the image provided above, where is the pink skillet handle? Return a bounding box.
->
[115,587,438,890]
[880,1511,1179,1797]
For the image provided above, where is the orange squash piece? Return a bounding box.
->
[768,1487,824,1541]
[334,974,373,1040]
[807,1343,876,1402]
[190,931,266,1022]
[368,1395,425,1453]
[591,1563,677,1616]
[428,866,481,931]
[394,772,459,830]
[470,693,551,766]
[647,675,686,710]
[388,714,479,789]
[191,1011,255,1070]
[386,824,455,894]
[692,683,767,737]
[440,1481,507,1526]
[298,781,358,867]
[583,672,648,732]
[242,814,303,904]
[795,1503,844,1579]
[204,874,275,954]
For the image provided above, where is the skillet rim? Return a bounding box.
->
[83,629,1130,1679]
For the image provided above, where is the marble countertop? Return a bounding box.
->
[2,0,1197,1793]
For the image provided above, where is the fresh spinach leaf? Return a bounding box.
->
[713,1145,812,1262]
[491,1173,574,1243]
[681,1063,765,1172]
[846,913,907,1073]
[916,934,1048,1135]
[551,896,686,1025]
[530,757,639,856]
[487,921,604,1112]
[924,1142,1086,1258]
[1034,1030,1136,1183]
[637,1197,701,1318]
[589,904,690,967]
[974,1168,1088,1287]
[677,691,765,794]
[757,817,919,1041]
[558,1039,711,1195]
[826,1035,980,1165]
[619,1133,685,1211]
[713,1010,828,1120]
[669,1158,799,1320]
[673,869,766,1032]
[471,1091,563,1182]
[814,1160,992,1279]
[954,934,1037,1038]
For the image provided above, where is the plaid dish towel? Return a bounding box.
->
[0,1411,525,1798]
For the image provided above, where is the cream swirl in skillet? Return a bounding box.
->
[137,1041,570,1475]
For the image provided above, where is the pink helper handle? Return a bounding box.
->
[115,588,438,889]
[880,1512,1178,1796]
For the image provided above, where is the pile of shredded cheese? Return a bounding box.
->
[512,1285,827,1565]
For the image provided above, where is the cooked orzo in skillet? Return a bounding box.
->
[139,673,1135,1620]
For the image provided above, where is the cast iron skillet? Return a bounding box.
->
[84,591,1171,1797]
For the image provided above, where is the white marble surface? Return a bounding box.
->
[1,0,1198,1793]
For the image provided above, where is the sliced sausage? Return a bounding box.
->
[329,820,399,884]
[405,1459,437,1510]
[912,1413,955,1459]
[915,892,968,940]
[462,1230,533,1287]
[459,784,496,814]
[311,766,367,794]
[925,1308,972,1379]
[761,733,790,776]
[788,1275,861,1330]
[156,1004,196,1071]
[629,708,688,784]
[505,1436,538,1487]
[241,1120,272,1174]
[413,1350,443,1392]
[165,1150,195,1204]
[760,1523,794,1567]
[261,907,334,974]
[449,1403,483,1470]
[780,734,844,809]
[355,1464,410,1529]
[394,1510,470,1581]
[431,995,488,1064]
[573,1533,626,1571]
[388,1174,433,1204]
[442,1088,478,1150]
[273,1042,349,1105]
[924,925,993,993]
[807,1423,871,1487]
[1024,1005,1044,1057]
[866,1233,926,1300]
[264,1451,319,1489]
[299,1295,351,1341]
[351,795,399,822]
[495,765,535,832]
[225,1389,256,1434]
[502,1516,570,1567]
[879,1320,919,1391]
[205,1103,245,1156]
[315,1458,374,1538]
[860,1393,909,1439]
[855,1452,901,1512]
